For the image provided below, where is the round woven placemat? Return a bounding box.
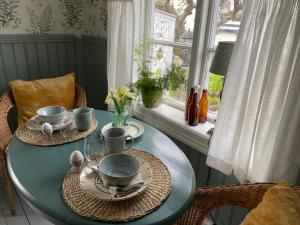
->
[15,119,98,146]
[62,149,172,222]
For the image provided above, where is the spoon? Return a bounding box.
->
[92,165,144,196]
[91,165,100,173]
[114,182,144,197]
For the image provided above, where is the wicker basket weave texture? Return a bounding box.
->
[174,183,300,225]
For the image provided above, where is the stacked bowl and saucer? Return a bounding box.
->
[25,106,95,139]
[80,126,152,201]
[81,152,153,201]
[26,106,72,131]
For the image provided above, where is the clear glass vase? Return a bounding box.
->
[112,110,128,128]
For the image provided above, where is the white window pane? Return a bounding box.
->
[214,0,244,47]
[152,0,197,105]
[152,44,190,103]
[206,0,244,115]
[154,0,197,43]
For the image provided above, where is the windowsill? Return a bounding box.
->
[133,103,215,155]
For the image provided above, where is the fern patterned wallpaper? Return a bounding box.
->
[0,0,107,37]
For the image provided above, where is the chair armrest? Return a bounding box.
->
[0,89,15,154]
[75,83,87,108]
[175,183,295,225]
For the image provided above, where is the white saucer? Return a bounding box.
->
[80,158,152,201]
[101,121,144,139]
[26,111,74,131]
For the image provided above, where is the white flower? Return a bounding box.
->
[105,90,114,104]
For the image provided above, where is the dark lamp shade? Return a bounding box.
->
[209,41,235,77]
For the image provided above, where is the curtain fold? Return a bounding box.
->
[107,0,134,94]
[132,0,154,82]
[207,0,300,184]
[107,0,153,110]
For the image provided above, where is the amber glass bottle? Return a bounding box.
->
[198,89,208,123]
[188,92,199,126]
[185,87,195,121]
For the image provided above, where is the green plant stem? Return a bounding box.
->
[110,91,127,114]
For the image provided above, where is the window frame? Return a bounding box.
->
[142,0,243,123]
[132,0,220,151]
[151,38,192,110]
[132,0,243,150]
[149,0,221,119]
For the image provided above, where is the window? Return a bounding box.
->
[152,0,197,109]
[149,0,244,118]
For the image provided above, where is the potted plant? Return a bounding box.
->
[134,42,186,108]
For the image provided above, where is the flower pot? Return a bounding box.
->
[141,89,163,108]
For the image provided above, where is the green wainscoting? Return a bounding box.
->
[0,34,107,132]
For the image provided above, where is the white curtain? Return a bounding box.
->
[107,0,153,89]
[107,0,134,94]
[132,0,154,82]
[207,0,300,184]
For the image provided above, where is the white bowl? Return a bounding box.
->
[37,106,66,124]
[98,153,140,187]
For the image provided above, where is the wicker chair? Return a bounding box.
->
[0,83,86,216]
[175,183,300,225]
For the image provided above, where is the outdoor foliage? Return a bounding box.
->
[0,0,20,28]
[60,0,83,30]
[155,0,196,41]
[26,4,53,34]
[208,74,224,111]
[168,64,186,94]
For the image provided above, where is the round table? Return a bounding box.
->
[7,110,195,225]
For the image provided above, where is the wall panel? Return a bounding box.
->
[25,43,40,79]
[0,45,8,91]
[0,34,107,111]
[14,43,30,80]
[36,42,50,76]
[82,36,107,110]
[1,44,18,80]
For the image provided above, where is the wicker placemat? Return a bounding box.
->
[62,149,172,222]
[15,119,98,146]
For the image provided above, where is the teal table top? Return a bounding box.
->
[7,110,195,225]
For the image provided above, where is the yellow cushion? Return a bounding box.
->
[241,183,300,225]
[10,73,75,125]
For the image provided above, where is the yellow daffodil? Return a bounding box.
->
[105,86,135,114]
[126,91,135,99]
[116,86,127,100]
[116,86,135,100]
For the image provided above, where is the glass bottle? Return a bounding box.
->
[185,87,195,121]
[188,92,199,126]
[198,89,208,123]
